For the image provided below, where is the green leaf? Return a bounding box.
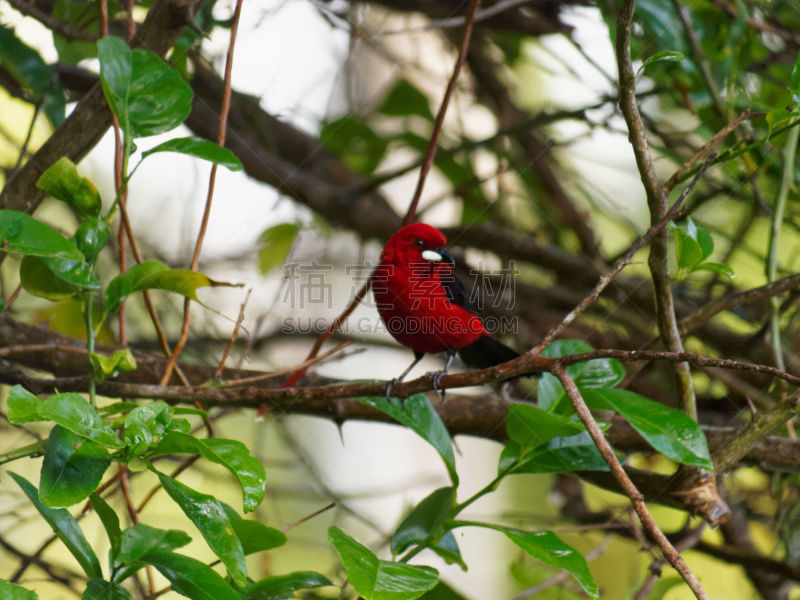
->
[9,472,102,579]
[153,469,247,586]
[689,262,735,278]
[33,255,100,291]
[103,260,229,314]
[72,218,111,263]
[379,79,434,121]
[90,348,138,383]
[142,550,240,600]
[428,531,466,570]
[39,425,111,507]
[123,401,171,455]
[391,487,455,556]
[506,404,585,452]
[257,223,300,274]
[638,50,685,77]
[97,36,193,139]
[418,581,469,600]
[36,157,102,217]
[500,432,610,474]
[0,24,66,127]
[19,256,79,301]
[789,50,800,99]
[695,222,714,261]
[90,493,122,561]
[51,0,113,64]
[7,385,47,423]
[320,115,388,176]
[0,579,39,600]
[151,432,266,512]
[141,137,243,171]
[329,527,439,600]
[0,210,84,260]
[538,340,625,412]
[498,527,598,598]
[82,579,131,600]
[246,571,333,600]
[356,394,457,484]
[220,502,286,554]
[582,388,713,470]
[670,221,703,270]
[117,524,192,564]
[38,393,124,449]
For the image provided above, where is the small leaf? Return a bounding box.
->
[36,157,102,217]
[38,393,123,449]
[320,115,389,175]
[695,223,714,261]
[98,36,193,139]
[118,524,192,564]
[220,502,286,554]
[142,551,240,600]
[246,571,333,600]
[150,432,266,512]
[10,472,102,579]
[638,50,685,77]
[7,385,46,423]
[0,579,39,600]
[39,425,111,507]
[90,348,138,384]
[379,79,434,121]
[498,527,598,598]
[391,487,455,556]
[506,404,585,451]
[72,218,111,263]
[90,494,122,561]
[670,222,703,270]
[141,137,243,171]
[0,210,84,260]
[82,578,131,600]
[153,469,247,587]
[357,394,457,484]
[19,256,79,300]
[689,262,735,278]
[789,50,800,99]
[257,223,300,274]
[329,527,438,600]
[500,432,610,474]
[123,401,171,455]
[428,532,466,571]
[582,388,713,470]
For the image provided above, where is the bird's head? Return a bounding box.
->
[381,223,455,268]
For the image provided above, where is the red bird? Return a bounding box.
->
[372,223,521,391]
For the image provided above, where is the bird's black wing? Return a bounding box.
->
[438,266,482,317]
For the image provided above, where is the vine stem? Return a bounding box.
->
[552,364,709,600]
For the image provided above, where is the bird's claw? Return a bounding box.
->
[384,378,399,400]
[428,370,447,400]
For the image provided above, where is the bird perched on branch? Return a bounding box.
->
[372,222,524,394]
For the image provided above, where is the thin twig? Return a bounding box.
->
[281,502,336,533]
[159,0,244,386]
[215,288,252,378]
[6,0,99,41]
[552,364,709,600]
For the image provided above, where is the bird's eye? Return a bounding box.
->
[415,239,424,247]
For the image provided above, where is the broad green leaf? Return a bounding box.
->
[0,210,84,260]
[329,527,439,600]
[98,36,193,139]
[151,432,266,512]
[142,550,240,600]
[506,404,585,451]
[38,393,123,449]
[39,256,100,290]
[418,581,469,600]
[123,401,170,456]
[72,218,111,263]
[320,115,389,175]
[689,262,735,278]
[790,50,800,99]
[257,223,300,274]
[20,255,79,300]
[670,222,703,269]
[246,571,333,600]
[153,470,247,586]
[357,394,457,484]
[39,425,111,507]
[36,157,102,217]
[582,388,713,469]
[220,502,286,554]
[0,579,38,600]
[82,578,131,600]
[391,487,455,556]
[10,472,102,579]
[499,432,610,474]
[6,385,47,423]
[141,137,243,171]
[498,527,598,598]
[695,221,714,261]
[429,532,466,571]
[104,260,230,314]
[118,524,192,563]
[379,79,434,121]
[538,340,625,412]
[90,348,138,383]
[90,493,122,561]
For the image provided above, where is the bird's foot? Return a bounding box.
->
[383,378,400,400]
[428,370,447,401]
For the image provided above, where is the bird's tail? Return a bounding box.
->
[458,334,536,376]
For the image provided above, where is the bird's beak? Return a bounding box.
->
[422,246,455,267]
